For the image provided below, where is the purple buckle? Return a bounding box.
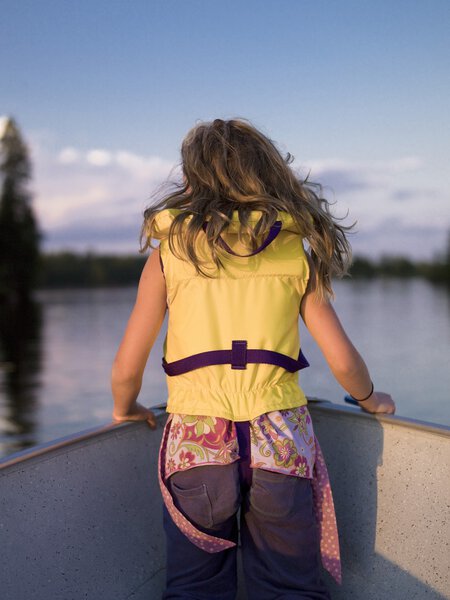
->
[231,340,247,369]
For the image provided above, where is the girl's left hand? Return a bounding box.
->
[112,401,157,429]
[357,391,396,415]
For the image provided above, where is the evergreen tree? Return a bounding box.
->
[0,116,40,302]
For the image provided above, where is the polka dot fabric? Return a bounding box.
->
[312,436,342,584]
[157,414,342,585]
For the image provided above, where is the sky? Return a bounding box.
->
[1,0,449,259]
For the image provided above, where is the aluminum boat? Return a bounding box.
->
[1,398,449,599]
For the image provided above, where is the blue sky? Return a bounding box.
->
[1,0,449,258]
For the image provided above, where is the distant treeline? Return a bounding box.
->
[38,253,147,288]
[36,251,449,288]
[349,255,449,283]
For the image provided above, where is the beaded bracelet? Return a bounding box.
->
[350,381,374,402]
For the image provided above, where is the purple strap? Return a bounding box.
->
[162,340,309,376]
[201,220,282,257]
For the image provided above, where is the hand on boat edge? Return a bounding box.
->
[112,401,157,429]
[357,391,396,415]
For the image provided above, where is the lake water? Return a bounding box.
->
[0,279,449,459]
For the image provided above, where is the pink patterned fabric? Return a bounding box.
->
[165,415,240,477]
[158,407,342,585]
[250,408,315,476]
[311,435,342,584]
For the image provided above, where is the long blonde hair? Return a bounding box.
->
[141,118,355,300]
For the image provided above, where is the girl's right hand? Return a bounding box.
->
[112,401,157,429]
[358,391,396,415]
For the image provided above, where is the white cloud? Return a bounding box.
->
[388,157,423,172]
[349,221,448,261]
[114,151,176,180]
[301,156,423,174]
[86,149,112,167]
[296,156,424,191]
[292,155,449,235]
[27,136,176,249]
[58,147,81,164]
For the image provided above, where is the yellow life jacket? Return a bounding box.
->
[153,208,310,421]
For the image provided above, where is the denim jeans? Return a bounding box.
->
[162,423,331,600]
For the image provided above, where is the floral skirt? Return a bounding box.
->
[157,406,342,585]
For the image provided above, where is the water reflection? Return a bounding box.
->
[0,297,42,455]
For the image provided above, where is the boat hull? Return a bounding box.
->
[1,400,449,599]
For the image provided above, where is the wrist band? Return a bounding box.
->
[350,381,374,402]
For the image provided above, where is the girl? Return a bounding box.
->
[111,118,395,600]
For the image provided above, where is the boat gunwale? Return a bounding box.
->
[1,398,449,471]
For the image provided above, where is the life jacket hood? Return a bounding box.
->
[151,208,303,239]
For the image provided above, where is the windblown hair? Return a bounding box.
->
[140,118,355,301]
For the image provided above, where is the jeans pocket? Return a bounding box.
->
[208,464,241,526]
[170,478,214,529]
[249,468,306,519]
